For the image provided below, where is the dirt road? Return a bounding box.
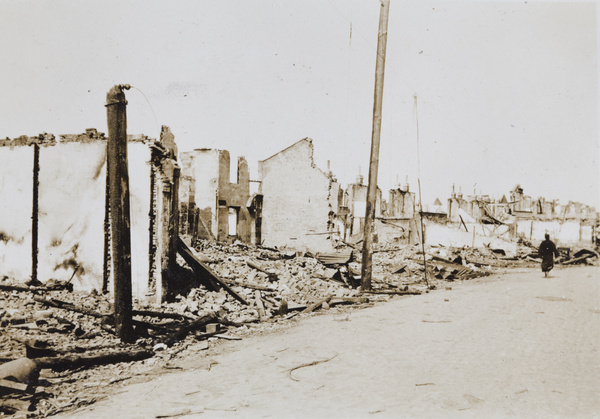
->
[62,266,600,419]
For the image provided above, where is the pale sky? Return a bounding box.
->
[0,0,598,209]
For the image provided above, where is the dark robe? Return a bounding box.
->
[539,239,559,272]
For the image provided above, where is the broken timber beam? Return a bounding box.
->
[177,237,248,305]
[132,310,196,321]
[33,296,110,319]
[247,260,270,274]
[459,214,469,232]
[430,255,462,266]
[301,295,333,314]
[0,284,39,293]
[359,290,422,295]
[562,254,595,265]
[0,283,69,293]
[34,347,153,371]
[161,311,218,346]
[330,296,369,304]
[221,278,276,292]
[341,240,360,250]
[0,378,30,393]
[246,260,278,280]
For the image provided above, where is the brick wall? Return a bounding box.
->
[180,149,252,243]
[259,138,338,252]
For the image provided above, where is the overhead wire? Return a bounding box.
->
[130,85,161,138]
[324,0,491,171]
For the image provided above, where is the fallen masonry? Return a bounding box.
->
[0,239,598,417]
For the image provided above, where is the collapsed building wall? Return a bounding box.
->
[0,128,179,302]
[516,219,592,245]
[258,138,340,252]
[424,220,518,256]
[446,184,597,246]
[179,148,255,244]
[364,184,418,246]
[386,185,415,219]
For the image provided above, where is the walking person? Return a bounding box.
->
[539,233,559,277]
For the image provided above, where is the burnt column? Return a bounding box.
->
[105,84,134,343]
[31,143,40,285]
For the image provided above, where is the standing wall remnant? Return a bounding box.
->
[258,138,340,252]
[345,176,382,238]
[0,128,179,302]
[386,184,415,219]
[179,149,255,244]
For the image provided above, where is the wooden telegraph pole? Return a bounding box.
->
[106,84,134,343]
[361,0,390,291]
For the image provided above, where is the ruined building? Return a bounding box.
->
[344,175,382,238]
[179,149,261,245]
[446,183,597,245]
[0,127,179,302]
[386,183,415,219]
[258,138,340,252]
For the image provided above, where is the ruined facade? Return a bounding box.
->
[344,175,382,238]
[445,184,597,245]
[179,149,258,244]
[258,138,340,252]
[386,184,415,219]
[0,127,179,302]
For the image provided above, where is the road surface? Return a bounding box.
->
[62,266,600,418]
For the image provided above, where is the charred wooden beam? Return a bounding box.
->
[32,296,110,319]
[177,237,248,305]
[34,347,153,371]
[359,290,422,295]
[106,84,134,343]
[161,311,217,347]
[301,295,333,314]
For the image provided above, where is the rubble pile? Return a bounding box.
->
[0,238,597,417]
[172,240,361,324]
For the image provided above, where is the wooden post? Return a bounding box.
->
[169,167,180,272]
[31,143,40,285]
[417,179,430,288]
[105,84,134,343]
[361,0,390,291]
[103,165,111,294]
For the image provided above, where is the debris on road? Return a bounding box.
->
[0,238,597,417]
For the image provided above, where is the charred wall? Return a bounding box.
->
[179,149,253,244]
[0,128,179,302]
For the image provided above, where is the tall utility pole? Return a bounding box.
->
[106,84,134,343]
[361,0,390,291]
